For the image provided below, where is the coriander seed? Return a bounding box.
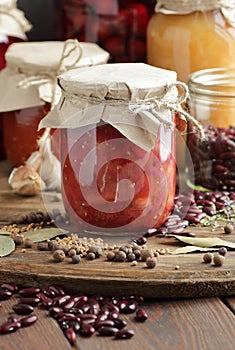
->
[145,257,157,268]
[213,254,225,267]
[218,247,227,256]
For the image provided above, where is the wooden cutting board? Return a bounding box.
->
[0,161,234,298]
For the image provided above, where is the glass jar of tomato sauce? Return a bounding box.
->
[40,63,197,239]
[0,0,31,161]
[147,0,235,82]
[0,40,109,167]
[58,0,155,63]
[186,68,235,192]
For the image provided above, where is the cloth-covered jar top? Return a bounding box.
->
[0,40,110,111]
[40,63,203,151]
[0,0,31,39]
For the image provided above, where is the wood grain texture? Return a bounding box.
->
[73,298,235,350]
[0,296,71,350]
[0,161,235,298]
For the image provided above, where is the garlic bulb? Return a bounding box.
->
[8,164,46,196]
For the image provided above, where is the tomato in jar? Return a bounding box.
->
[61,122,176,233]
[3,103,51,167]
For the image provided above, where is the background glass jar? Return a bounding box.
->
[186,68,235,191]
[147,5,235,82]
[57,0,155,62]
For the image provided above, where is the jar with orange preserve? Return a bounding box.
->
[0,40,109,168]
[40,63,202,240]
[58,0,155,63]
[0,0,31,160]
[147,0,235,82]
[186,68,235,192]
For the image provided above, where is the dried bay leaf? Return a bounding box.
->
[173,235,235,249]
[0,230,11,236]
[0,236,15,257]
[24,228,67,242]
[172,246,218,255]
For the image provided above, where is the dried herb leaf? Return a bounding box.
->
[0,230,11,236]
[173,235,235,249]
[24,228,67,243]
[172,246,218,255]
[0,236,15,257]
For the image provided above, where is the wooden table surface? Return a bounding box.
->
[0,160,235,350]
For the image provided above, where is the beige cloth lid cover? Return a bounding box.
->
[155,0,235,27]
[0,0,31,39]
[40,63,190,152]
[0,40,110,111]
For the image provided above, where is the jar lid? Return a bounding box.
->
[40,63,191,151]
[5,41,110,75]
[0,0,31,39]
[0,40,110,111]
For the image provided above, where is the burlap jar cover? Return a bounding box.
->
[155,0,235,27]
[0,0,31,41]
[40,63,203,151]
[0,40,110,111]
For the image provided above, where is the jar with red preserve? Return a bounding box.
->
[40,63,197,239]
[0,0,31,160]
[0,40,109,167]
[186,68,235,192]
[58,0,155,63]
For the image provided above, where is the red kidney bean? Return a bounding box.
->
[115,329,135,339]
[109,309,119,319]
[94,319,115,330]
[98,326,119,336]
[69,321,80,333]
[41,288,56,298]
[12,303,34,315]
[80,323,95,337]
[112,318,127,329]
[167,225,185,234]
[73,295,88,308]
[184,215,200,224]
[52,295,71,307]
[48,285,65,296]
[203,206,216,216]
[0,289,12,300]
[37,292,53,309]
[19,287,41,297]
[20,314,38,327]
[0,321,21,334]
[62,299,76,311]
[19,297,40,307]
[58,315,77,322]
[1,283,18,293]
[49,306,63,317]
[88,298,100,315]
[136,308,148,322]
[65,327,76,344]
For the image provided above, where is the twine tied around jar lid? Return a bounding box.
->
[59,80,205,140]
[0,0,32,38]
[155,0,235,26]
[17,39,84,109]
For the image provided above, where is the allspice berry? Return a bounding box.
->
[213,254,225,267]
[53,249,65,262]
[203,252,213,264]
[224,223,234,234]
[218,247,227,256]
[145,257,157,268]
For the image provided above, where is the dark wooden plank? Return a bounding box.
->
[73,298,235,350]
[0,296,71,350]
[223,297,235,314]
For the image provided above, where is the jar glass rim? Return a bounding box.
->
[187,68,235,98]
